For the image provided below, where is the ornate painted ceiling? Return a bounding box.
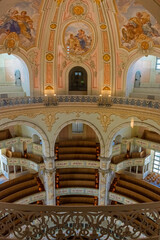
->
[0,0,160,51]
[0,0,160,97]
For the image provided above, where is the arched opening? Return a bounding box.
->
[69,66,87,95]
[32,134,42,144]
[0,53,30,97]
[109,124,160,205]
[0,124,45,180]
[55,122,100,206]
[0,124,45,204]
[126,55,160,99]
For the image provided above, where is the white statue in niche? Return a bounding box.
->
[134,71,141,88]
[15,69,21,86]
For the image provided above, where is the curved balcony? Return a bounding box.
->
[110,155,151,173]
[0,95,159,110]
[0,201,159,239]
[1,154,45,179]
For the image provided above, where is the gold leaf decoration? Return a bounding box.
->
[55,0,63,7]
[100,24,107,29]
[103,54,110,62]
[46,53,54,61]
[141,41,149,50]
[50,23,57,29]
[94,0,103,6]
[73,6,84,15]
[42,113,58,132]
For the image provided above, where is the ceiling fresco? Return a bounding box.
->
[64,21,93,56]
[115,0,160,50]
[0,0,42,50]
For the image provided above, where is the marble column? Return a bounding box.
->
[44,156,56,205]
[99,156,112,205]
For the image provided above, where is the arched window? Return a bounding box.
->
[69,66,87,93]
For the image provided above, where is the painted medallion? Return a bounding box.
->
[63,21,93,55]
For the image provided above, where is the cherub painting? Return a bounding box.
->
[115,0,160,49]
[0,0,41,49]
[64,22,93,55]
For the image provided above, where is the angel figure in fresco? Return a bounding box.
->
[66,34,81,53]
[0,9,34,40]
[66,28,92,55]
[122,11,160,43]
[0,10,20,35]
[17,11,34,40]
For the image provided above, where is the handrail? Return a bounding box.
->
[0,201,159,239]
[0,95,160,109]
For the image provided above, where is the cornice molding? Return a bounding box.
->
[0,105,160,133]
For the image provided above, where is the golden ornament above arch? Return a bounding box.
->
[141,41,149,50]
[73,6,84,15]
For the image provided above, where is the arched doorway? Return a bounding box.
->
[126,55,160,99]
[54,121,100,206]
[0,53,30,97]
[69,66,87,95]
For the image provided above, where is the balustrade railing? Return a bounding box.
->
[0,95,160,110]
[0,201,160,239]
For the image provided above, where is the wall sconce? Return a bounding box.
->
[98,85,112,107]
[130,118,134,128]
[44,93,58,106]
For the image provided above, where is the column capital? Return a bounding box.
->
[44,168,56,175]
[44,156,56,162]
[99,156,111,170]
[99,168,111,175]
[44,156,56,170]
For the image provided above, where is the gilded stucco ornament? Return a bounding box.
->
[70,1,87,19]
[103,53,110,62]
[46,53,54,61]
[94,0,103,6]
[42,113,59,132]
[0,106,160,133]
[3,32,19,54]
[50,23,57,29]
[100,24,107,30]
[54,0,63,7]
[97,113,113,132]
[137,38,153,56]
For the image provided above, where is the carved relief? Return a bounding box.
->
[42,113,59,132]
[97,113,113,132]
[0,106,160,134]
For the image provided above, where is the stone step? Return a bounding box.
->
[0,86,24,93]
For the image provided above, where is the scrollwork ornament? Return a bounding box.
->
[97,113,113,132]
[0,202,160,239]
[137,39,153,56]
[3,32,19,54]
[42,113,59,132]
